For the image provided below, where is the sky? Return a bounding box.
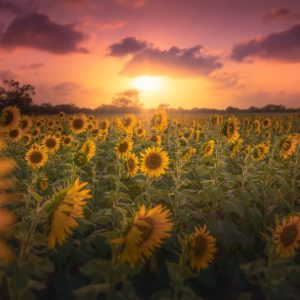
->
[0,0,300,109]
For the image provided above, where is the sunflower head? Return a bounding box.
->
[188,225,217,271]
[274,215,300,258]
[125,153,139,177]
[0,106,21,130]
[70,114,88,134]
[80,139,96,161]
[115,139,133,158]
[202,140,215,157]
[279,135,298,159]
[182,147,197,162]
[19,116,32,132]
[42,135,61,153]
[25,144,48,169]
[8,128,22,141]
[252,143,269,161]
[140,146,169,177]
[223,116,240,144]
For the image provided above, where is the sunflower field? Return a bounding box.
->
[0,106,300,300]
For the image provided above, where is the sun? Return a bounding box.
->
[132,76,162,92]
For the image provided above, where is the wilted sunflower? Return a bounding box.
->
[125,153,139,176]
[252,143,269,161]
[48,179,91,249]
[140,146,169,177]
[189,225,217,271]
[80,139,96,161]
[70,114,88,134]
[274,215,300,258]
[115,139,133,158]
[113,205,173,268]
[25,144,48,169]
[223,116,240,144]
[279,135,299,159]
[42,135,61,153]
[202,140,215,157]
[182,147,197,162]
[0,106,21,130]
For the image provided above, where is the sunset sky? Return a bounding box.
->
[1,0,300,109]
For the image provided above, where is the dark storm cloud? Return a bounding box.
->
[263,7,300,22]
[19,62,45,69]
[108,37,148,56]
[231,23,300,62]
[0,0,22,15]
[120,44,222,77]
[0,12,89,54]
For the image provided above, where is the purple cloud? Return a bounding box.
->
[108,36,148,56]
[263,8,300,22]
[0,12,89,54]
[52,81,83,95]
[0,69,16,80]
[231,23,300,62]
[120,44,222,77]
[0,0,22,15]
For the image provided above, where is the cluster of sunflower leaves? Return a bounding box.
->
[0,107,300,300]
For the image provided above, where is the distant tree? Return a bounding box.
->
[112,89,143,108]
[0,79,35,113]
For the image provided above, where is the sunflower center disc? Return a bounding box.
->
[119,142,129,153]
[146,153,162,169]
[136,217,154,244]
[46,139,56,148]
[280,224,297,247]
[30,151,43,163]
[193,235,208,258]
[73,119,84,129]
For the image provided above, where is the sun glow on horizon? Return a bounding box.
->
[132,76,163,92]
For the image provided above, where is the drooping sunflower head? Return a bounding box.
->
[69,114,88,134]
[279,135,299,159]
[112,205,173,268]
[230,138,243,157]
[188,225,217,271]
[80,139,96,161]
[0,106,21,130]
[182,147,197,162]
[202,140,215,157]
[274,215,300,258]
[115,139,133,158]
[125,153,139,177]
[222,116,240,144]
[140,146,169,177]
[48,179,91,249]
[42,135,61,153]
[25,144,48,169]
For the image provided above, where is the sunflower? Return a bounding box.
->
[48,179,91,249]
[62,135,74,147]
[36,175,48,192]
[223,116,240,144]
[112,205,173,268]
[42,135,61,153]
[140,146,169,177]
[0,106,21,130]
[252,143,269,161]
[230,138,243,157]
[98,129,109,142]
[59,111,65,119]
[149,134,162,145]
[279,135,299,159]
[122,115,135,133]
[152,110,168,132]
[125,153,139,177]
[135,127,146,139]
[115,139,133,158]
[202,140,215,157]
[262,118,271,129]
[25,144,48,169]
[20,133,32,146]
[69,114,88,134]
[211,115,223,127]
[182,147,197,162]
[274,215,300,258]
[99,119,110,131]
[7,128,22,141]
[19,116,32,132]
[80,139,96,161]
[188,225,217,271]
[31,128,41,139]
